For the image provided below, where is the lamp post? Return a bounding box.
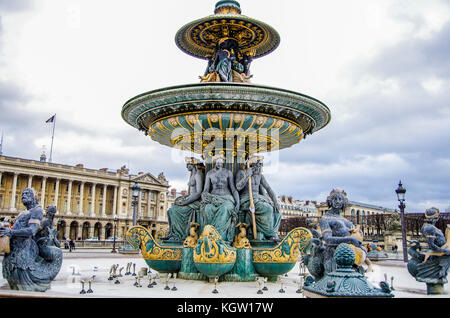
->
[395,181,408,262]
[131,181,141,227]
[111,217,118,253]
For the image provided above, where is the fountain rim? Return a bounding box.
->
[123,82,330,112]
[121,82,331,137]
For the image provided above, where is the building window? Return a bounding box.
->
[141,192,145,200]
[66,184,69,191]
[78,185,80,193]
[99,204,103,213]
[0,175,3,185]
[0,194,3,208]
[150,192,155,200]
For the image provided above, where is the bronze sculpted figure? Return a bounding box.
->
[0,188,63,292]
[200,154,240,242]
[235,155,281,242]
[407,207,450,294]
[162,157,205,242]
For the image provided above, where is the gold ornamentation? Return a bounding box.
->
[232,223,251,249]
[185,157,203,165]
[209,114,219,123]
[126,226,182,261]
[256,116,265,125]
[345,225,373,271]
[187,115,196,123]
[253,227,312,264]
[183,222,200,248]
[275,120,285,128]
[194,225,236,264]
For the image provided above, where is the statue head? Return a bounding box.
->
[424,207,440,223]
[21,188,38,207]
[326,189,348,212]
[46,206,57,217]
[212,154,226,169]
[246,155,264,175]
[185,157,203,172]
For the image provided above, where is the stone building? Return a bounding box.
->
[0,155,172,241]
[277,195,318,218]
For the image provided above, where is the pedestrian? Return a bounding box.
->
[69,239,75,252]
[64,240,69,249]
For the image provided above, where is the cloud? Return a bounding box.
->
[1,0,450,213]
[0,0,33,13]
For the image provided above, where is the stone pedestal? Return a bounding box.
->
[223,248,259,282]
[178,248,207,281]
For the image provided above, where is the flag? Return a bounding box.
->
[46,115,55,123]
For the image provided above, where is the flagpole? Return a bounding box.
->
[0,131,3,156]
[49,114,56,163]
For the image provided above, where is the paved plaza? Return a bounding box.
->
[0,249,448,298]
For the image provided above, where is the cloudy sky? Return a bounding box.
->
[0,0,449,212]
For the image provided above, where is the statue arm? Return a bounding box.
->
[423,227,450,254]
[228,171,240,211]
[260,175,280,210]
[7,208,43,237]
[235,169,249,192]
[320,218,361,246]
[182,173,204,205]
[201,172,212,203]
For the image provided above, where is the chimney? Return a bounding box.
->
[138,172,144,175]
[306,200,310,205]
[100,168,108,172]
[288,196,293,203]
[76,164,84,168]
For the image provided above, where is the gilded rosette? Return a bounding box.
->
[253,227,312,263]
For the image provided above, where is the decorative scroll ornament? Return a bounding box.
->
[126,226,182,261]
[253,227,312,264]
[193,225,236,264]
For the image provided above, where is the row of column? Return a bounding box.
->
[2,172,119,217]
[1,171,162,221]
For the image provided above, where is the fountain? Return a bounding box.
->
[122,0,329,282]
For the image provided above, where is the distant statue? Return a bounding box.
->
[235,155,281,242]
[305,189,369,280]
[161,157,204,242]
[200,38,251,83]
[0,188,63,292]
[200,154,240,242]
[407,207,450,294]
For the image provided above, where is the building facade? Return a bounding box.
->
[277,195,318,218]
[0,155,172,241]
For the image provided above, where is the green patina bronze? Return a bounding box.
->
[223,249,259,282]
[303,243,394,298]
[178,248,207,281]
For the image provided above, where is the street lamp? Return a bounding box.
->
[111,217,118,253]
[131,181,141,227]
[395,180,408,262]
